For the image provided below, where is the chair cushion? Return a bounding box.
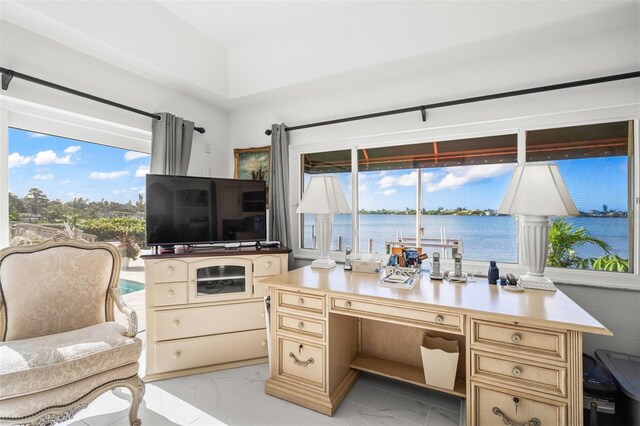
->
[0,322,141,399]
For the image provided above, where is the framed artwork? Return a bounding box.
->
[234,145,271,205]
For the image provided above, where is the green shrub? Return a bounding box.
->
[80,218,145,241]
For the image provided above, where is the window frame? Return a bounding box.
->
[291,109,639,290]
[0,98,152,247]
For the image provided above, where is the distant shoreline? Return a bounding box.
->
[357,210,628,218]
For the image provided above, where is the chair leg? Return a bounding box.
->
[123,375,145,426]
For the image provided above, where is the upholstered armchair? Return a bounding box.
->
[0,238,144,426]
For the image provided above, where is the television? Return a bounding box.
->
[146,174,267,246]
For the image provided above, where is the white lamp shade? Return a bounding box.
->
[499,164,579,216]
[297,176,351,214]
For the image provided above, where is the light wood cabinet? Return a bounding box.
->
[143,247,290,381]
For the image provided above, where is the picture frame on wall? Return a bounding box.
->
[234,145,271,206]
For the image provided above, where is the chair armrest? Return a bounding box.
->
[110,287,138,337]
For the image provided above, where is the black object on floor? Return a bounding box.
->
[583,353,617,426]
[595,349,640,426]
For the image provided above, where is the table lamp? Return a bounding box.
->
[498,164,578,291]
[297,176,351,269]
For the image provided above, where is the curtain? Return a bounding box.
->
[269,123,292,266]
[150,112,194,175]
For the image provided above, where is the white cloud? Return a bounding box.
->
[378,170,428,188]
[64,145,81,154]
[359,184,367,192]
[135,165,150,178]
[34,174,54,180]
[8,152,31,168]
[89,171,129,180]
[383,189,396,196]
[425,164,515,193]
[33,150,71,165]
[124,151,149,161]
[27,132,48,138]
[61,180,71,184]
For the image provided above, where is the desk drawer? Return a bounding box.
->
[277,313,325,341]
[471,382,567,426]
[471,319,567,362]
[254,255,282,277]
[278,337,325,390]
[154,301,266,341]
[154,329,267,374]
[471,350,567,397]
[277,290,325,316]
[153,282,187,307]
[331,296,463,334]
[153,259,188,283]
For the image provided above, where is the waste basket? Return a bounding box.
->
[595,349,640,426]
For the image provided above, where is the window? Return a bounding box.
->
[7,128,149,265]
[301,150,352,251]
[357,134,518,261]
[526,121,634,273]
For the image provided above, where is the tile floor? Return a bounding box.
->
[61,332,464,426]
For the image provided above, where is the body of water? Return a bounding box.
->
[118,278,145,295]
[303,214,629,263]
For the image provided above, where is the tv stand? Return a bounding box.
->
[141,246,291,381]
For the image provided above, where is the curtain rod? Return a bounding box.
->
[0,67,206,134]
[264,71,640,136]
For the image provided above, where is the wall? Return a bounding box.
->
[233,19,640,356]
[0,21,230,177]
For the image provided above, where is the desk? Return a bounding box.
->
[261,266,611,425]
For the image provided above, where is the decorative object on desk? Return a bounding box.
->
[234,145,270,206]
[380,266,420,289]
[297,175,351,269]
[488,261,499,284]
[344,246,353,270]
[420,334,459,390]
[499,163,578,291]
[351,259,382,274]
[444,270,468,283]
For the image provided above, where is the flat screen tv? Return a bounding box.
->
[146,174,267,246]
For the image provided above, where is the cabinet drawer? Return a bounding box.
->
[154,301,266,341]
[277,313,325,341]
[154,329,268,374]
[331,296,463,334]
[278,337,325,390]
[471,320,567,362]
[153,282,187,306]
[153,260,188,283]
[471,351,567,397]
[277,290,325,316]
[471,382,567,426]
[254,255,282,277]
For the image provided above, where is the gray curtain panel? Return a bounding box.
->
[269,123,293,265]
[150,112,194,175]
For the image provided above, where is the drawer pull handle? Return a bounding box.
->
[297,298,304,305]
[492,407,540,426]
[512,367,522,376]
[265,261,271,268]
[435,315,444,324]
[168,266,174,274]
[298,322,305,329]
[173,351,181,359]
[173,320,180,328]
[511,333,522,343]
[289,352,314,367]
[261,340,267,347]
[345,301,352,308]
[168,290,175,297]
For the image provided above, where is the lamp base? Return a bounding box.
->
[518,273,557,292]
[311,258,337,269]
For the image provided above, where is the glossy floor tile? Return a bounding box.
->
[60,333,462,426]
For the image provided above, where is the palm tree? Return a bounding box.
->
[547,217,611,269]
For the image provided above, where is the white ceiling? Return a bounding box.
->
[1,1,637,110]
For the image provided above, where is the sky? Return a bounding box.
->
[9,127,628,212]
[8,128,150,204]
